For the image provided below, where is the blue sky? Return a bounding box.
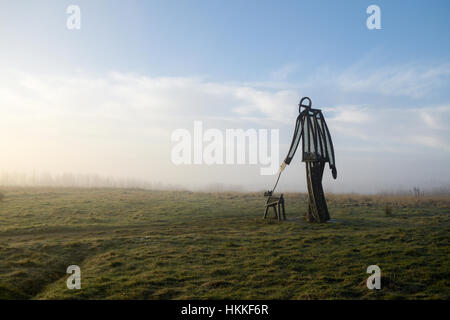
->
[0,1,449,192]
[2,1,449,80]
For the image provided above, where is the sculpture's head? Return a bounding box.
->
[298,97,312,113]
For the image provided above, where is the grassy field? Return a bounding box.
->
[0,187,448,300]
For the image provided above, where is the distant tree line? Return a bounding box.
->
[377,185,450,196]
[0,172,182,190]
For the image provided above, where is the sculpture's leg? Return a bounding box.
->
[305,161,330,223]
[263,205,269,219]
[306,203,315,222]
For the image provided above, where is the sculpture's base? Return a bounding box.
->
[305,161,330,223]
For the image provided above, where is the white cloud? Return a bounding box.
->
[0,67,449,192]
[419,107,450,130]
[327,106,370,124]
[337,63,450,98]
[326,105,450,151]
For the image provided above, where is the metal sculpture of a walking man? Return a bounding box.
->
[268,97,337,223]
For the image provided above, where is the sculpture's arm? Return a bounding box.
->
[321,114,337,179]
[280,114,304,172]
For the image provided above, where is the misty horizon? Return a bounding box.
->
[1,170,450,196]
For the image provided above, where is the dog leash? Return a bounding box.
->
[269,162,286,194]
